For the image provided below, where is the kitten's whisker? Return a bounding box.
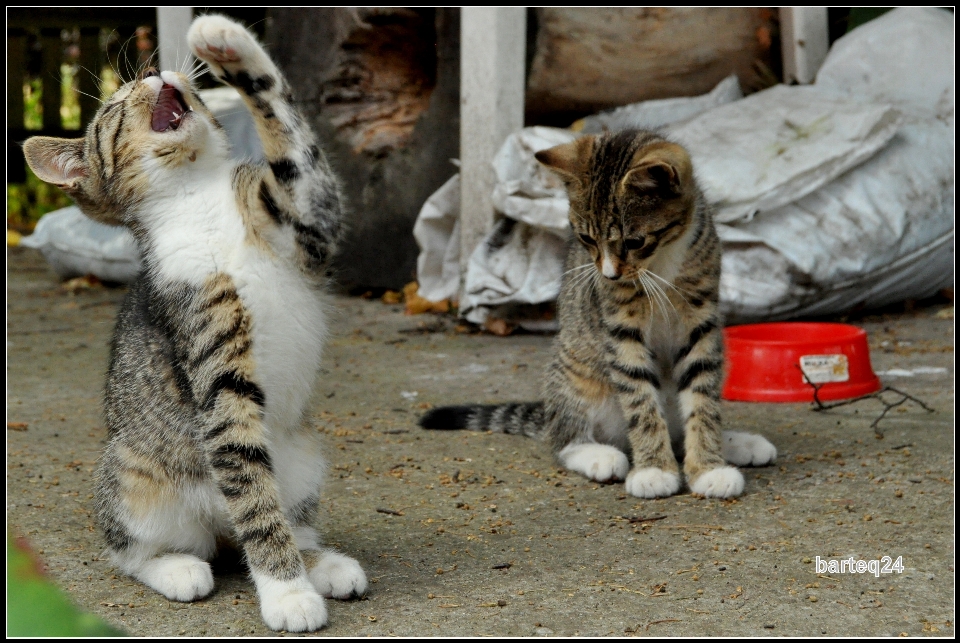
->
[569,266,595,293]
[76,65,108,103]
[641,272,674,320]
[561,263,592,278]
[653,279,679,319]
[645,270,691,303]
[73,88,106,106]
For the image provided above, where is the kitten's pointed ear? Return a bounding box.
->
[22,137,88,189]
[623,142,692,197]
[534,136,594,183]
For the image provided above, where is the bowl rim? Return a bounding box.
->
[724,321,866,347]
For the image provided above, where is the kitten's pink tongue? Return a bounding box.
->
[152,84,187,132]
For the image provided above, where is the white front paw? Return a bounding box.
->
[187,15,261,69]
[308,552,368,599]
[722,431,777,467]
[624,467,681,498]
[260,587,328,632]
[689,466,745,498]
[558,443,630,482]
[136,554,214,602]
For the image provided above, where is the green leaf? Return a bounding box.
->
[7,536,126,637]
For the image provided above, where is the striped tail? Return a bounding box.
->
[419,402,544,438]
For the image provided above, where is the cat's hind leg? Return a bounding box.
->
[96,453,224,602]
[722,431,777,467]
[558,443,630,483]
[555,396,630,482]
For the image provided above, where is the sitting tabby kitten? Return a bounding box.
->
[23,15,365,632]
[421,130,776,499]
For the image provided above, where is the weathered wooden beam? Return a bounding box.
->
[78,27,101,129]
[40,28,63,131]
[459,7,527,281]
[157,7,193,73]
[525,8,778,123]
[8,28,27,130]
[780,7,829,84]
[8,28,28,183]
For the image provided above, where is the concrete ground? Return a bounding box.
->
[6,245,955,637]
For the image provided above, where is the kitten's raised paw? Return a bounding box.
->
[689,466,745,498]
[307,552,368,599]
[258,578,328,632]
[558,443,630,483]
[722,431,777,467]
[625,467,681,498]
[187,15,263,71]
[135,553,214,602]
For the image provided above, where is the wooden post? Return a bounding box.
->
[8,28,26,131]
[78,27,101,129]
[459,7,527,283]
[156,7,193,73]
[780,7,829,84]
[40,28,63,131]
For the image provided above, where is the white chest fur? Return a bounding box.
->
[144,167,328,433]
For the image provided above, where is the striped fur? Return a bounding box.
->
[420,130,776,499]
[24,15,364,632]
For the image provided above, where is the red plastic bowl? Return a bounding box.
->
[722,322,881,403]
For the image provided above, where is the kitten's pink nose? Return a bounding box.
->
[600,255,621,280]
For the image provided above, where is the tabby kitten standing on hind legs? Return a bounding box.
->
[23,15,365,632]
[421,130,777,499]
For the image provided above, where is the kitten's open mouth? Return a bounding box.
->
[152,83,190,132]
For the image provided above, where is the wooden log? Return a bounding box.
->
[525,8,778,124]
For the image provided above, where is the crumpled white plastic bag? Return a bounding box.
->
[20,206,141,283]
[20,87,262,283]
[413,173,462,302]
[667,84,902,224]
[718,7,955,320]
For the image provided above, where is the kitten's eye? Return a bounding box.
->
[624,238,645,251]
[578,233,597,247]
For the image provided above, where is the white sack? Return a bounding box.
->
[719,118,955,320]
[20,88,263,283]
[463,218,568,326]
[719,7,955,321]
[413,173,462,302]
[20,206,141,282]
[814,7,954,119]
[665,84,902,224]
